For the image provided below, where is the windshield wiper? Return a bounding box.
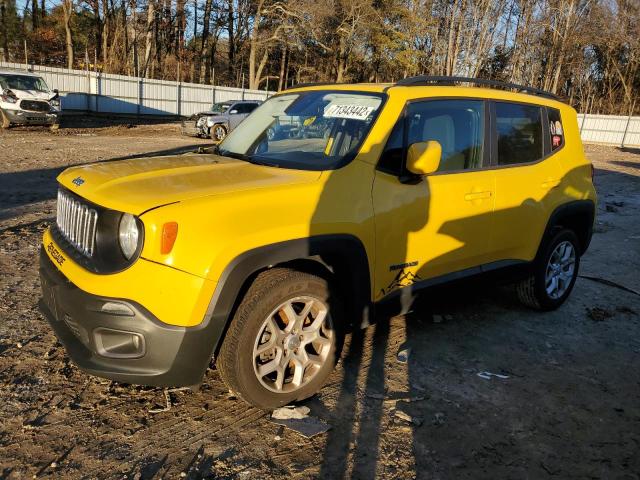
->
[218,149,253,162]
[218,149,280,168]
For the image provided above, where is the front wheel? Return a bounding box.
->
[211,124,227,142]
[217,268,342,410]
[517,228,581,310]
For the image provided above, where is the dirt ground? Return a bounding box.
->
[0,120,639,480]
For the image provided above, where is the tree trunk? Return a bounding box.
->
[227,0,235,81]
[1,1,9,61]
[278,45,286,91]
[101,0,110,66]
[62,0,74,69]
[31,0,38,30]
[129,0,138,75]
[248,0,265,89]
[195,0,212,82]
[141,0,155,77]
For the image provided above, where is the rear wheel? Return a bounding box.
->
[517,228,580,310]
[217,268,342,410]
[1,110,11,129]
[211,124,227,142]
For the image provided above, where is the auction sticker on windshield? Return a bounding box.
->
[324,104,376,120]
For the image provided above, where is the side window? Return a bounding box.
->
[407,100,485,172]
[495,102,543,165]
[378,118,405,175]
[237,103,257,114]
[548,108,564,151]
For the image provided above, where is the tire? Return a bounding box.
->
[1,110,11,129]
[517,228,581,311]
[217,268,342,410]
[211,124,227,142]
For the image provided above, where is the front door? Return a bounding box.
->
[372,99,495,302]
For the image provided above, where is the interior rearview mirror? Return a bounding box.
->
[406,140,441,176]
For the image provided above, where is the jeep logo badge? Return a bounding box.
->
[72,176,85,186]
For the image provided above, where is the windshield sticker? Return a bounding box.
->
[324,104,376,121]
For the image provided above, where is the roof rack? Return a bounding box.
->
[395,75,559,100]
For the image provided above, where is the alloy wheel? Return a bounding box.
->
[545,240,576,299]
[253,296,333,393]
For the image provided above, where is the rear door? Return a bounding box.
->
[488,101,565,262]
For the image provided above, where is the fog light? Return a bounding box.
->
[100,301,134,316]
[94,328,145,358]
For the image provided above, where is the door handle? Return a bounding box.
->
[541,178,561,189]
[464,191,492,201]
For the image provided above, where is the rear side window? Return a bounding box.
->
[495,102,543,165]
[548,108,564,151]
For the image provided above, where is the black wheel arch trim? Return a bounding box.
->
[202,234,372,361]
[542,199,596,255]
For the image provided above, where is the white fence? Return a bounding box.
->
[578,113,640,148]
[0,61,273,117]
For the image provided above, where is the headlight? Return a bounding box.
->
[1,90,18,103]
[197,116,206,126]
[118,213,140,260]
[50,98,60,108]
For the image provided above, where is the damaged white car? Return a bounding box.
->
[0,70,60,128]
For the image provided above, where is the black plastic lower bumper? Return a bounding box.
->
[38,248,215,387]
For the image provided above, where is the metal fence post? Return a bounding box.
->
[85,69,91,112]
[176,80,181,117]
[95,72,100,113]
[620,114,632,148]
[137,78,142,116]
[212,87,216,105]
[579,113,587,134]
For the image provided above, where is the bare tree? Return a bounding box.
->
[61,0,74,68]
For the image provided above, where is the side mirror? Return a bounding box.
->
[229,109,238,114]
[53,88,59,94]
[406,140,441,176]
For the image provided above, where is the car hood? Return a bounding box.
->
[9,88,54,101]
[57,153,321,215]
[197,112,226,120]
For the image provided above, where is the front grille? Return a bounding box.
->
[56,189,98,257]
[20,99,50,112]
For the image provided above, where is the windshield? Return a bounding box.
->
[218,90,384,170]
[0,74,49,92]
[210,102,231,114]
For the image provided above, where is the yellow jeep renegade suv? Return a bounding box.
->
[39,76,596,409]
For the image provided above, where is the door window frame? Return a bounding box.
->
[376,97,492,178]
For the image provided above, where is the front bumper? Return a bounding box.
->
[181,120,206,137]
[39,248,215,387]
[4,108,58,125]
